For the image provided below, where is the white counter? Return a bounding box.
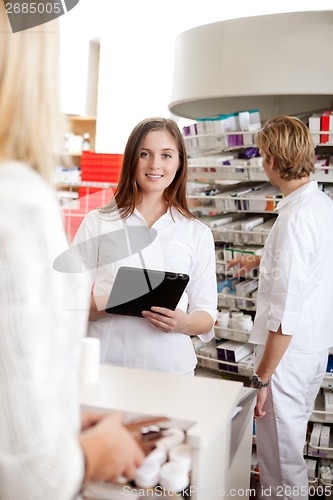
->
[79,365,255,499]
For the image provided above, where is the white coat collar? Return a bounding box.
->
[276,180,318,212]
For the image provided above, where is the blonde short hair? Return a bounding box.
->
[0,4,63,181]
[254,116,315,180]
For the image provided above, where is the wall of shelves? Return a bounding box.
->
[184,121,333,446]
[186,131,273,378]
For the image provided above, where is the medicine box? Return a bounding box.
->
[235,280,258,309]
[217,222,242,243]
[324,390,333,422]
[200,214,234,229]
[243,185,281,212]
[311,423,323,447]
[309,113,321,146]
[197,344,218,370]
[309,423,323,456]
[238,111,250,131]
[240,216,264,232]
[319,426,330,449]
[321,112,331,144]
[189,123,199,148]
[251,218,276,245]
[306,458,317,480]
[241,216,264,243]
[238,353,254,377]
[217,341,254,364]
[212,214,244,241]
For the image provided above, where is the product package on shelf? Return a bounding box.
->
[183,109,261,155]
[235,280,258,309]
[217,340,254,373]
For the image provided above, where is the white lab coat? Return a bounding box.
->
[74,207,218,374]
[250,182,333,499]
[255,345,327,500]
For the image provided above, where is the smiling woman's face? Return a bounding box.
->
[135,129,180,197]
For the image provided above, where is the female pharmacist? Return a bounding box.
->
[74,117,218,375]
[0,7,149,499]
[228,116,333,500]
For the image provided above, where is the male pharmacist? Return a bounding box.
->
[227,116,333,500]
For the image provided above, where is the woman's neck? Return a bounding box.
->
[136,195,168,227]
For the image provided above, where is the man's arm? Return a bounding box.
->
[256,326,292,382]
[253,326,292,418]
[226,254,261,278]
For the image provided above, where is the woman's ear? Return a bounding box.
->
[268,155,275,171]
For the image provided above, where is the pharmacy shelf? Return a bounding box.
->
[187,195,278,214]
[311,390,333,424]
[322,374,333,389]
[186,128,333,411]
[56,181,117,189]
[184,131,257,139]
[308,439,333,454]
[188,166,333,183]
[218,292,256,308]
[188,145,257,155]
[214,326,250,343]
[250,470,321,491]
[218,292,257,302]
[188,166,248,181]
[213,227,271,241]
[187,194,281,201]
[196,353,253,378]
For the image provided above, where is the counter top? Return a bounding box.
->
[79,364,243,448]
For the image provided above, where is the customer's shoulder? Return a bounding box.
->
[0,161,58,214]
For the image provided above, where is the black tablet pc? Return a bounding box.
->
[105,266,190,317]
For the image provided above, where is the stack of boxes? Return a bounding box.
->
[309,111,333,146]
[80,151,123,184]
[62,152,123,240]
[217,341,254,373]
[182,109,261,151]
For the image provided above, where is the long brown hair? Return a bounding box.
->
[100,117,194,219]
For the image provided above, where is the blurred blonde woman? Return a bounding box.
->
[0,6,145,499]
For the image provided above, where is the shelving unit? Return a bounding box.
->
[186,127,333,377]
[62,115,97,169]
[183,128,273,381]
[66,115,97,149]
[304,383,333,496]
[56,115,121,240]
